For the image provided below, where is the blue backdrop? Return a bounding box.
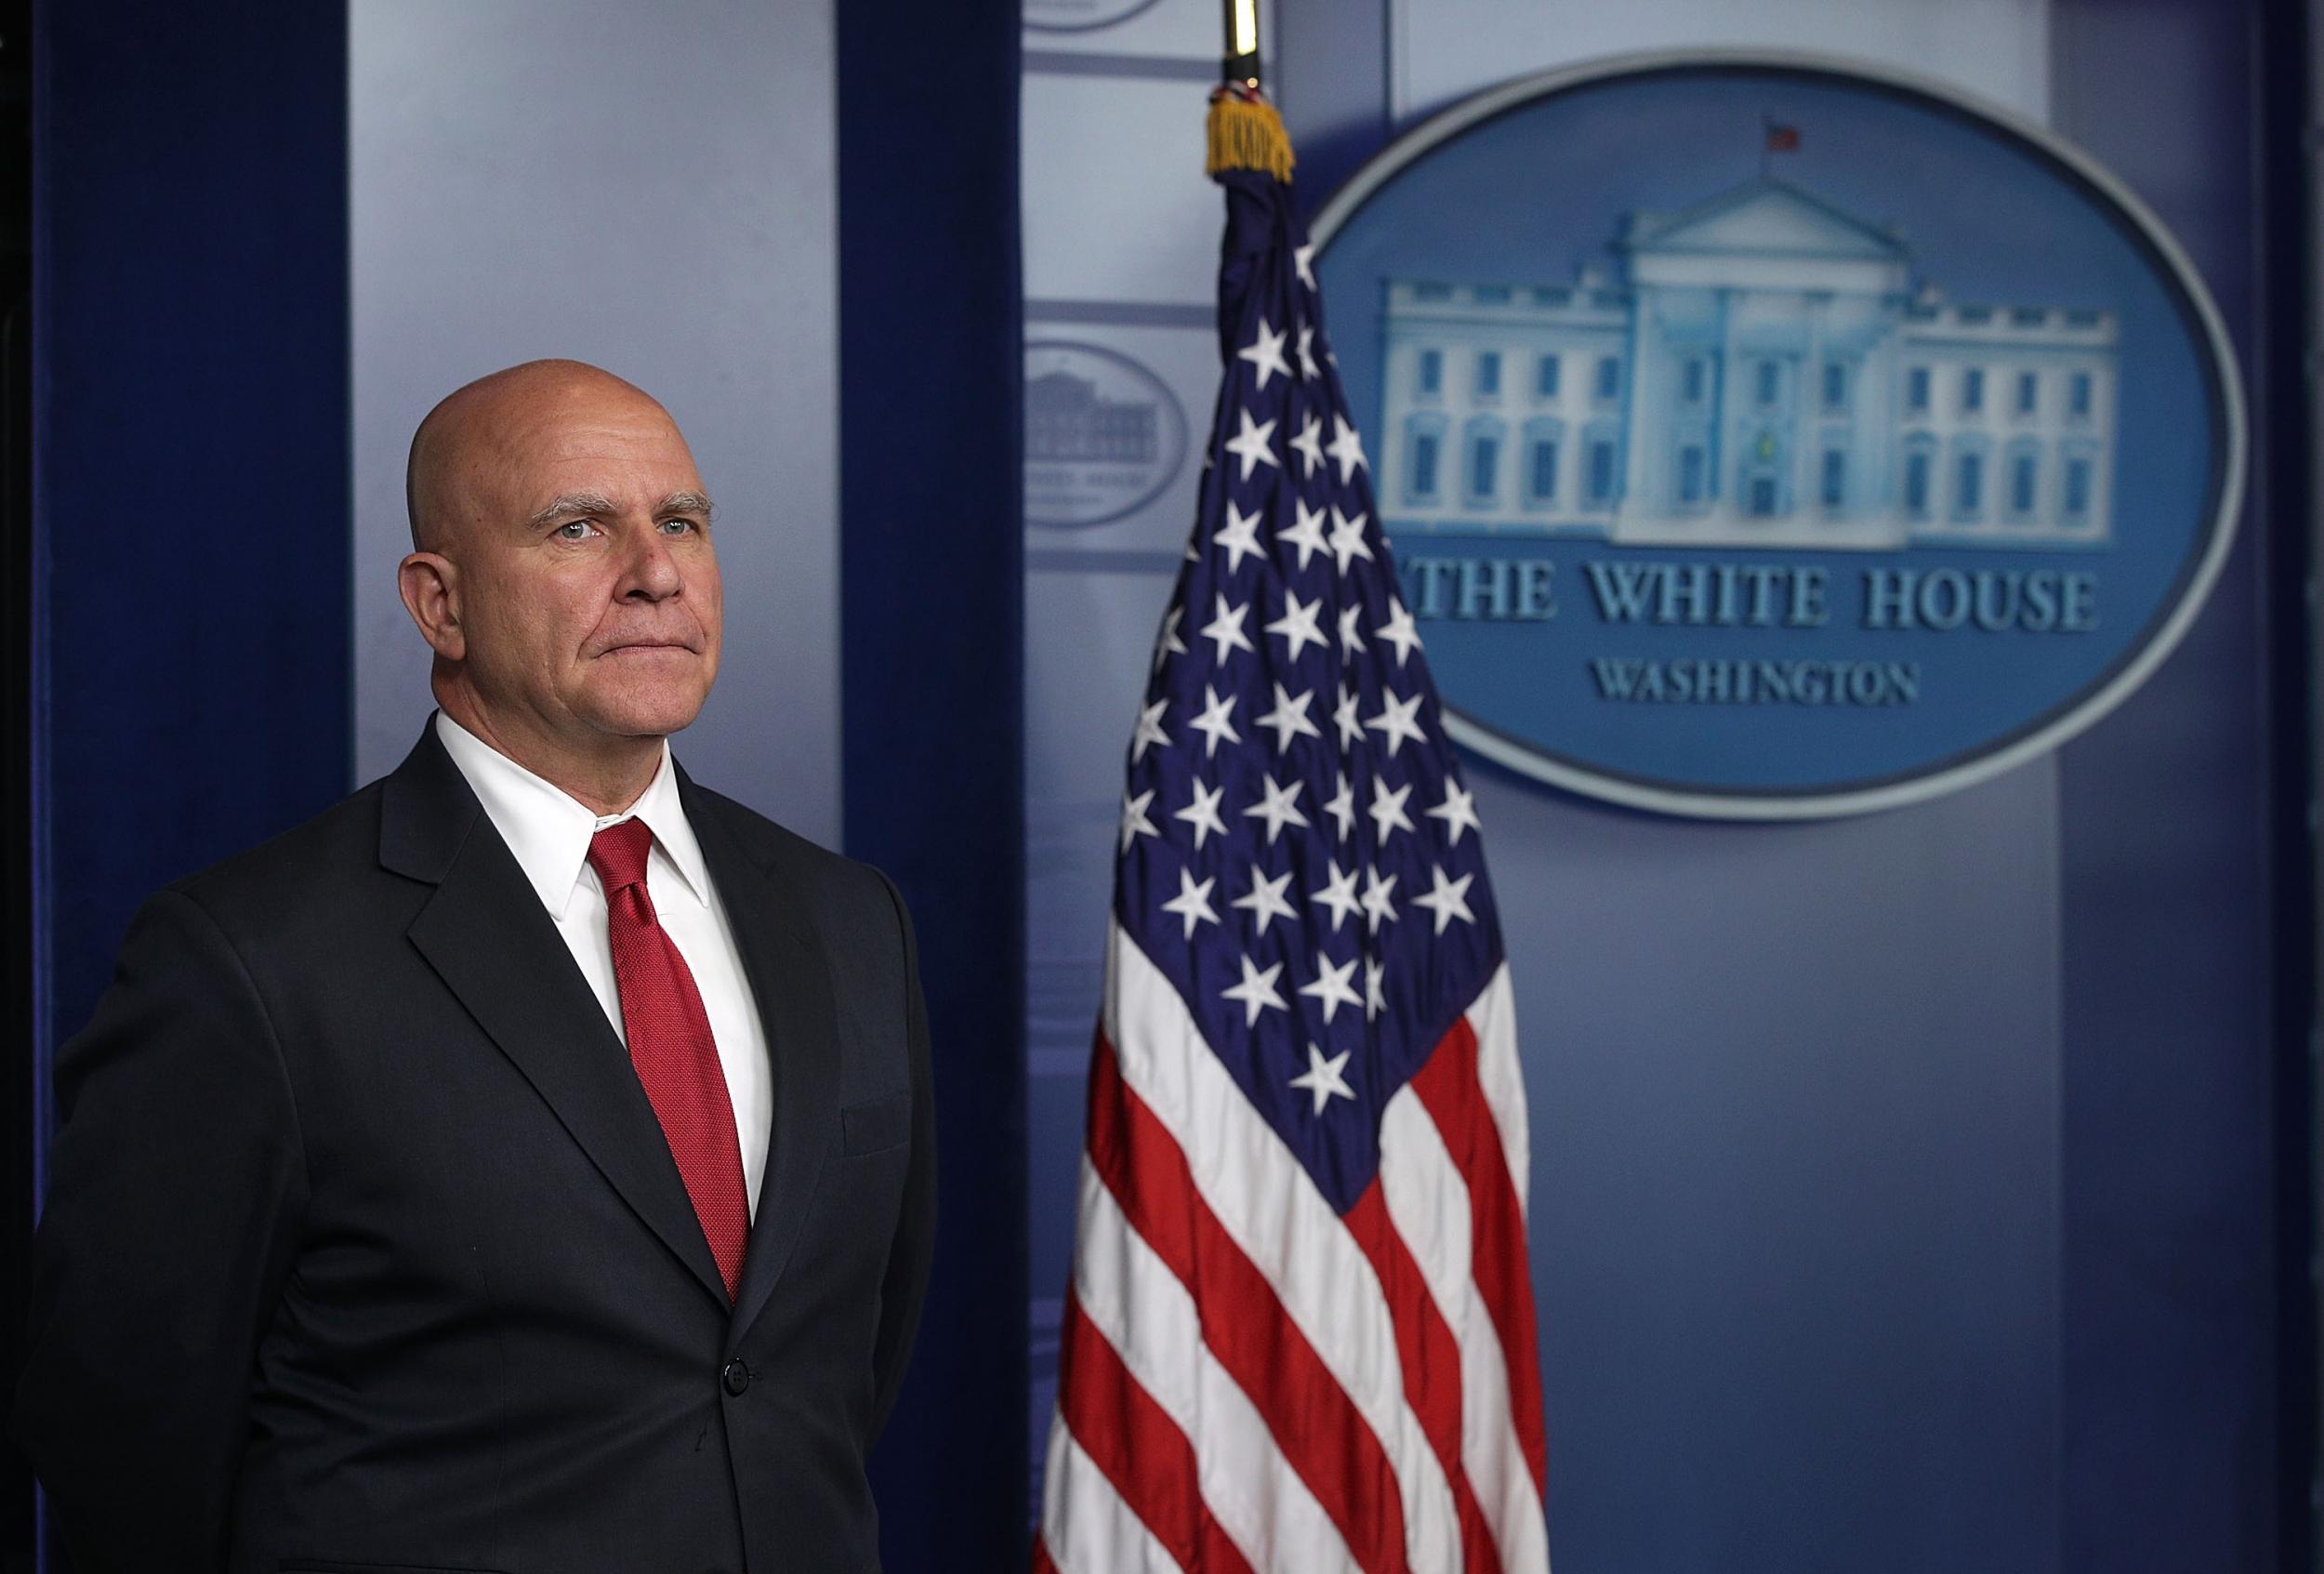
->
[22,2,2308,1571]
[1014,5,2308,1573]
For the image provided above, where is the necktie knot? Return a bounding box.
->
[588,816,656,895]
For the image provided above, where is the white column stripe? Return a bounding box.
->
[1379,1087,1552,1574]
[1105,919,1463,1574]
[1041,1407,1188,1574]
[1073,1160,1365,1574]
[1468,966,1531,1223]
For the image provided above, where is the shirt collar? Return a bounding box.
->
[433,711,714,919]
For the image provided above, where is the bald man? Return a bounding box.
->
[14,362,935,1574]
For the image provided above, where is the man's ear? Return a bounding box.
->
[397,552,467,661]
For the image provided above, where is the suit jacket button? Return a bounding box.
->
[722,1358,751,1396]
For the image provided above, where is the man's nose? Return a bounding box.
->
[618,527,684,599]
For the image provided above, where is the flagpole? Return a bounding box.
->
[1222,0,1261,88]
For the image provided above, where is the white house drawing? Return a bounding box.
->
[1376,177,2119,549]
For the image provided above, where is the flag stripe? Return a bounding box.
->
[1069,1157,1364,1574]
[1342,1183,1502,1574]
[1041,1405,1187,1574]
[1410,1013,1549,1490]
[1107,920,1464,1568]
[1058,1287,1259,1574]
[1088,1028,1415,1574]
[1379,1081,1550,1572]
[1466,967,1530,1223]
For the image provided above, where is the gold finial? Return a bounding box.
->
[1221,0,1261,89]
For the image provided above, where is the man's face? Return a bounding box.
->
[444,383,723,749]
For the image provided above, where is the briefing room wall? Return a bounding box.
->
[348,0,842,844]
[1022,1,2297,1571]
[1301,1,2291,1569]
[1305,7,2077,1572]
[2043,6,2291,1565]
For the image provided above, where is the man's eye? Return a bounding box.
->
[659,517,698,536]
[555,520,597,541]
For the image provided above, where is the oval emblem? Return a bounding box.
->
[1024,339,1192,529]
[1312,52,2244,819]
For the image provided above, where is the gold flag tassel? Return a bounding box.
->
[1206,84,1295,184]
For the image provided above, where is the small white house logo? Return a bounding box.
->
[1024,340,1189,529]
[1312,53,2242,819]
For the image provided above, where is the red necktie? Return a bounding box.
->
[588,817,749,1300]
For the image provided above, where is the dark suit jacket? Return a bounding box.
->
[12,721,936,1573]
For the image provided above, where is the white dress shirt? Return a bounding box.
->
[435,712,772,1218]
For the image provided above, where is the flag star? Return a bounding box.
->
[1221,954,1288,1026]
[1326,414,1368,483]
[1369,774,1416,844]
[1288,412,1326,478]
[1231,867,1298,934]
[1296,324,1322,381]
[1175,777,1228,848]
[1153,605,1187,672]
[1288,1042,1355,1117]
[1375,601,1423,668]
[1278,497,1329,570]
[1265,589,1328,663]
[1326,507,1375,573]
[1293,241,1317,293]
[1365,958,1387,1020]
[1129,697,1169,762]
[1313,859,1361,932]
[1242,773,1311,844]
[1426,780,1482,846]
[1119,788,1159,853]
[1201,593,1256,663]
[1360,866,1399,932]
[1190,684,1242,758]
[1223,407,1280,481]
[1214,501,1265,574]
[1322,774,1356,840]
[1332,683,1363,749]
[1236,315,1292,390]
[1412,864,1478,935]
[1298,949,1364,1025]
[1337,604,1367,660]
[1160,867,1220,940]
[1365,688,1429,758]
[1255,682,1322,752]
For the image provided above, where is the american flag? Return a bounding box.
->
[1035,94,1552,1574]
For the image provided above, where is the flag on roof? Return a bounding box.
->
[1033,86,1552,1574]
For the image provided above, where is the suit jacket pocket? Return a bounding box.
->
[840,1089,912,1156]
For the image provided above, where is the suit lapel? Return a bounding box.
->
[387,724,731,1310]
[682,776,842,1353]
